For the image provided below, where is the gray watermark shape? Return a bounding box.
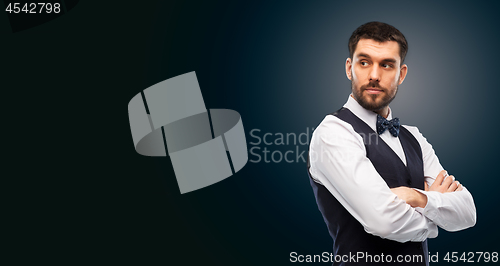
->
[128,72,248,194]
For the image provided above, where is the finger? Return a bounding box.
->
[434,170,447,186]
[447,180,459,192]
[457,184,464,191]
[442,175,454,189]
[424,181,429,191]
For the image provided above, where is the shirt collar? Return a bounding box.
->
[343,94,393,132]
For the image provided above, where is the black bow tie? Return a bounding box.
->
[376,115,400,137]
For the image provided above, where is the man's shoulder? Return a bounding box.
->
[315,112,351,129]
[401,124,423,138]
[312,112,359,140]
[401,124,432,147]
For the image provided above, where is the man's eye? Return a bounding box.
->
[382,64,392,68]
[360,61,368,66]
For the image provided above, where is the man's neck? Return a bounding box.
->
[375,107,390,118]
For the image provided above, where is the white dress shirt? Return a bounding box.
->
[309,95,476,243]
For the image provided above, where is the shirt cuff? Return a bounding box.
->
[413,189,439,221]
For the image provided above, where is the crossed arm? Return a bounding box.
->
[391,123,477,232]
[392,169,476,232]
[391,170,462,208]
[309,116,476,243]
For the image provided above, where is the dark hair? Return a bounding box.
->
[348,21,408,64]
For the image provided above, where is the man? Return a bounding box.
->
[307,22,476,265]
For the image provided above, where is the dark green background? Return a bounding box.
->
[4,0,499,265]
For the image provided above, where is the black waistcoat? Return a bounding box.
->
[307,108,429,265]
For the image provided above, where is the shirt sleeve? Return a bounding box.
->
[403,126,477,231]
[309,116,438,243]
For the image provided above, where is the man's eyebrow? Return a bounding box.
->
[357,53,370,58]
[356,53,397,64]
[381,58,397,64]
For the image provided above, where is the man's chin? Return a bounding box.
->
[358,97,385,111]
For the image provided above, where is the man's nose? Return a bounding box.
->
[369,66,381,82]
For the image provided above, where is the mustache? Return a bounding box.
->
[360,82,387,91]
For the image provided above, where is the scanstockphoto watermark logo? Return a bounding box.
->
[247,127,379,164]
[128,71,248,194]
[289,251,423,263]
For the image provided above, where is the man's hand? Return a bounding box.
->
[391,170,464,208]
[425,170,463,193]
[390,187,427,208]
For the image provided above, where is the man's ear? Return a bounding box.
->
[398,64,408,85]
[346,58,352,80]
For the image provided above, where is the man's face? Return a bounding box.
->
[346,39,407,113]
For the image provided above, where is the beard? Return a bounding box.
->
[352,80,398,112]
